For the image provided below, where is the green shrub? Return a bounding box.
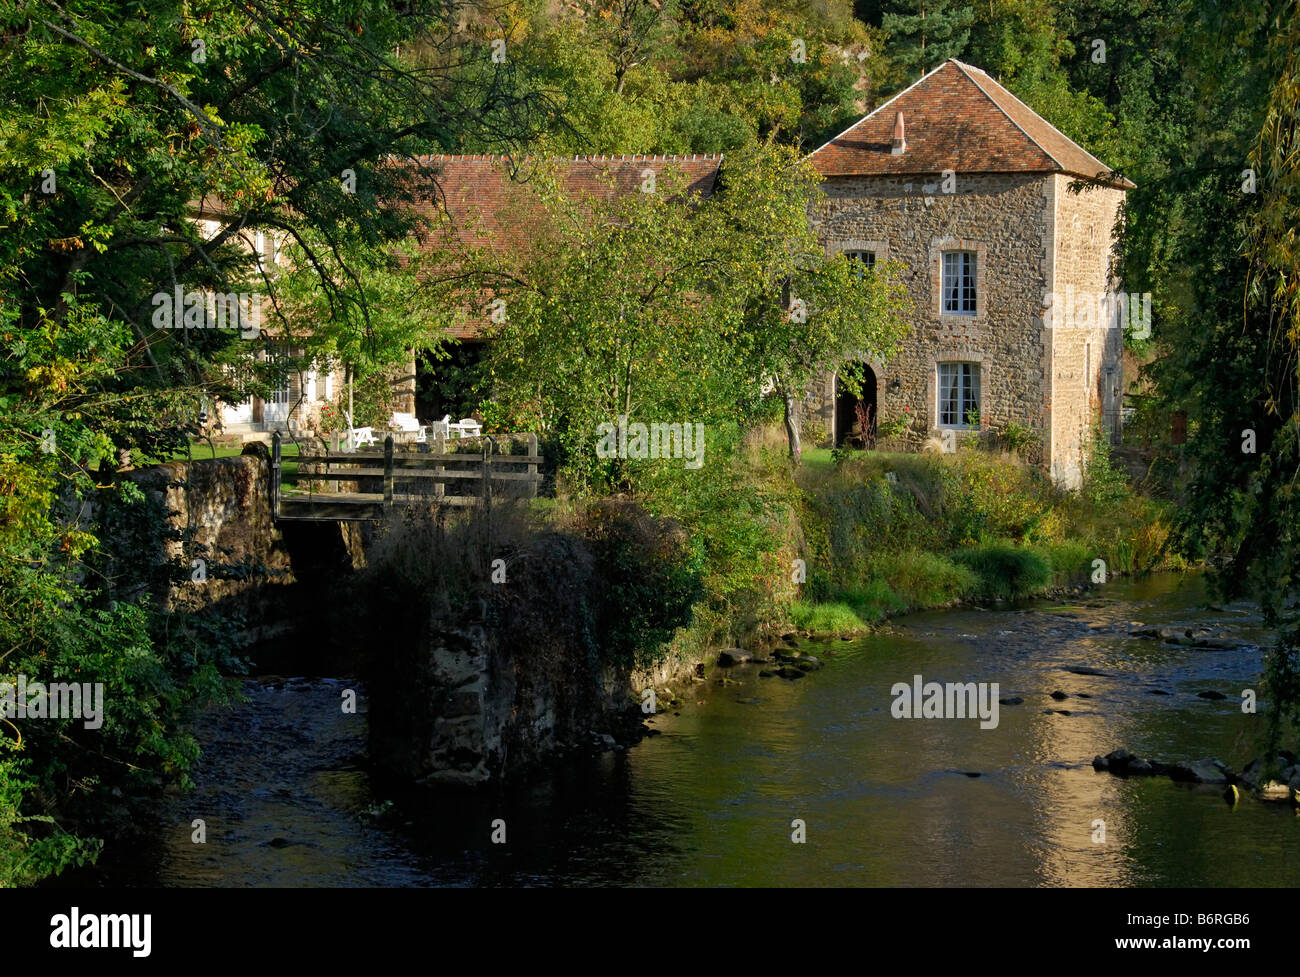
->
[1083,423,1129,507]
[877,550,978,606]
[1041,540,1095,586]
[834,577,906,619]
[788,600,872,634]
[952,543,1051,600]
[999,420,1040,459]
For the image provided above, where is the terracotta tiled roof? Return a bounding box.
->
[405,154,723,338]
[808,60,1134,189]
[407,153,722,251]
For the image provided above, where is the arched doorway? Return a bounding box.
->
[835,364,877,448]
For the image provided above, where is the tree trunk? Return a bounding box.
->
[783,387,802,465]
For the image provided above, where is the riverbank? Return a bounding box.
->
[99,572,1298,888]
[639,434,1184,669]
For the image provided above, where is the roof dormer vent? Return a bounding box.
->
[891,111,906,155]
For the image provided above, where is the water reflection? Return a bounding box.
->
[116,572,1297,887]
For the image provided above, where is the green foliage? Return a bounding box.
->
[788,600,875,634]
[787,447,1176,629]
[999,420,1039,459]
[1082,424,1129,508]
[476,144,909,483]
[951,543,1052,600]
[585,501,707,669]
[875,550,977,606]
[882,0,973,76]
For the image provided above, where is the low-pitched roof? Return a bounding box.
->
[808,60,1134,189]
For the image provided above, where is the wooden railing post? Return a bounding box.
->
[433,430,445,500]
[271,431,282,519]
[481,440,492,504]
[528,432,538,499]
[383,435,394,509]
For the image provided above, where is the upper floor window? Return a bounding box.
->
[938,362,981,428]
[844,250,876,275]
[941,250,977,314]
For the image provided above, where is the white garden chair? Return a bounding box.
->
[344,412,376,450]
[389,411,423,442]
[425,414,451,440]
[450,417,482,439]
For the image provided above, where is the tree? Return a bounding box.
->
[0,0,559,883]
[881,0,973,76]
[475,146,908,484]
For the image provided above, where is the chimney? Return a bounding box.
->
[891,111,906,155]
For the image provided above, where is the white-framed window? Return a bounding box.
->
[304,369,318,403]
[254,230,279,271]
[324,369,333,401]
[941,251,977,314]
[938,362,981,428]
[844,249,876,275]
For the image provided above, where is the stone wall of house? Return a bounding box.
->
[807,172,1055,467]
[1047,174,1127,488]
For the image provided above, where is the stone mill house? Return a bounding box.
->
[803,59,1134,488]
[197,60,1131,490]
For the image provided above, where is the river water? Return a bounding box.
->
[113,572,1298,887]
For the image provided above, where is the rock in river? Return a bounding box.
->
[716,649,754,667]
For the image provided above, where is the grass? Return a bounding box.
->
[799,446,836,479]
[951,543,1052,600]
[145,439,308,484]
[788,599,874,635]
[153,440,301,462]
[774,441,1183,637]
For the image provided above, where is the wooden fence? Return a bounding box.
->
[271,431,542,522]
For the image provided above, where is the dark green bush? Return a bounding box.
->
[951,544,1051,600]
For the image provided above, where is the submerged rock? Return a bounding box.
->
[999,696,1024,705]
[716,649,754,667]
[1166,760,1227,785]
[1050,690,1069,700]
[1196,690,1227,700]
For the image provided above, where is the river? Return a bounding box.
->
[105,572,1298,887]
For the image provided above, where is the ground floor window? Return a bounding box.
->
[938,362,981,427]
[844,250,876,275]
